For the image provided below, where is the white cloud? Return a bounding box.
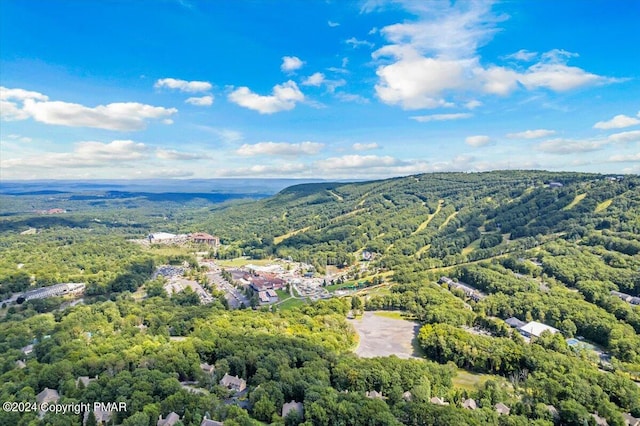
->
[134,168,195,178]
[465,135,491,147]
[154,78,212,93]
[303,72,326,86]
[518,62,611,91]
[196,126,244,143]
[1,86,49,121]
[608,130,640,143]
[301,72,345,93]
[0,100,30,120]
[608,152,640,162]
[410,113,472,122]
[327,66,349,74]
[479,65,520,95]
[346,37,375,48]
[315,154,398,170]
[377,1,502,58]
[1,86,177,130]
[372,2,618,109]
[536,138,605,154]
[281,56,304,72]
[236,141,323,156]
[535,130,640,155]
[217,129,243,143]
[1,140,150,169]
[328,20,340,27]
[470,158,542,171]
[312,154,433,178]
[352,142,380,151]
[228,81,304,114]
[374,56,468,109]
[1,86,49,101]
[22,100,176,131]
[503,49,538,62]
[185,95,214,106]
[156,149,207,160]
[5,134,32,143]
[506,129,556,139]
[216,163,306,177]
[452,154,476,165]
[541,49,578,62]
[465,100,482,109]
[594,114,640,129]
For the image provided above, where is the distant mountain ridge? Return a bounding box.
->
[0,178,327,195]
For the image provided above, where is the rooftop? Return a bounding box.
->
[519,321,559,338]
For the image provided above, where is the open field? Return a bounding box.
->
[277,297,306,310]
[452,370,503,391]
[349,311,420,359]
[216,258,277,268]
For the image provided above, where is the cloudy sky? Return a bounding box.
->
[1,0,639,179]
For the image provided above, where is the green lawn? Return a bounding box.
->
[357,284,394,297]
[326,281,356,292]
[452,370,502,391]
[275,289,289,299]
[274,289,307,310]
[277,297,306,310]
[216,258,277,268]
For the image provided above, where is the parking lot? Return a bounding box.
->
[349,311,421,359]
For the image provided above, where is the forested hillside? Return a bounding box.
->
[1,171,639,426]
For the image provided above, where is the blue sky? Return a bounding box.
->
[1,0,639,179]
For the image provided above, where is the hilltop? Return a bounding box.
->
[197,171,635,272]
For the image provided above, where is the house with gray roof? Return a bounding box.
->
[76,375,97,388]
[430,396,449,406]
[505,317,526,328]
[219,373,246,392]
[365,390,385,400]
[591,413,608,426]
[36,388,59,405]
[200,362,215,375]
[201,418,224,426]
[83,406,112,425]
[495,402,510,415]
[462,399,477,410]
[157,412,181,426]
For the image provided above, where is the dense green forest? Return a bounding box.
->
[1,171,639,425]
